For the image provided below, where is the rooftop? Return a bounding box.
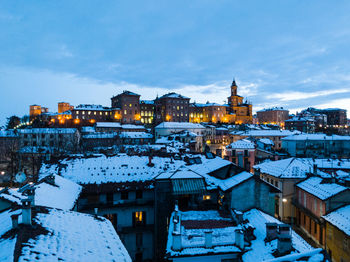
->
[282,133,350,141]
[232,129,300,137]
[155,122,205,129]
[227,139,255,149]
[159,92,190,99]
[0,207,131,261]
[296,176,348,200]
[323,205,350,236]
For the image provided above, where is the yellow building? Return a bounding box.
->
[323,205,350,262]
[227,79,253,124]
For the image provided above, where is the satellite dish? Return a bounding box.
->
[15,172,26,183]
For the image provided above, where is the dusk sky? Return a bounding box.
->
[1,1,350,126]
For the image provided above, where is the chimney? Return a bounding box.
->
[277,235,292,254]
[278,224,291,238]
[204,230,213,248]
[313,164,318,175]
[21,199,32,225]
[172,232,182,251]
[147,155,154,167]
[265,222,278,241]
[235,229,244,249]
[11,214,19,229]
[27,188,35,206]
[44,175,55,186]
[94,207,98,215]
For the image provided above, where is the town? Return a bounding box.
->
[1,79,349,262]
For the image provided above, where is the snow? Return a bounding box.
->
[160,92,189,99]
[282,133,350,141]
[0,208,131,262]
[156,166,203,180]
[296,177,347,200]
[192,102,224,107]
[265,249,324,262]
[75,104,110,110]
[218,172,254,191]
[227,139,255,149]
[0,188,24,205]
[0,130,17,137]
[253,158,311,178]
[33,175,82,210]
[140,100,154,104]
[259,138,275,145]
[243,209,313,262]
[0,210,19,262]
[166,210,241,258]
[232,130,300,137]
[95,122,121,128]
[83,132,118,139]
[119,132,153,139]
[155,122,205,129]
[18,128,77,134]
[121,124,145,130]
[323,204,350,236]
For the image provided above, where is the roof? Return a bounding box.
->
[95,122,121,128]
[243,209,313,262]
[258,138,275,145]
[0,207,131,261]
[83,132,118,139]
[155,122,205,129]
[75,104,111,111]
[121,124,145,130]
[0,130,17,138]
[119,132,153,139]
[282,133,350,141]
[323,205,350,236]
[218,172,254,191]
[140,100,155,105]
[253,158,311,178]
[191,102,225,107]
[32,175,82,210]
[231,130,300,137]
[227,139,255,149]
[166,209,241,258]
[0,188,24,205]
[120,90,140,96]
[257,107,288,112]
[18,128,77,134]
[159,92,190,99]
[296,177,347,200]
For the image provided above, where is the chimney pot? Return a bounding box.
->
[172,232,182,251]
[235,229,244,249]
[21,199,32,225]
[204,230,213,248]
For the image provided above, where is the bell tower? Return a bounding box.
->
[231,78,237,96]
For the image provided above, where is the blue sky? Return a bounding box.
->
[1,0,350,126]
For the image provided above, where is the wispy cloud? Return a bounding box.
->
[270,89,350,102]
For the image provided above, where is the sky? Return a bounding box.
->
[1,1,350,126]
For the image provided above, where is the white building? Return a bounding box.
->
[155,122,206,139]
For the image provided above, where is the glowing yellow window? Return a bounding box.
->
[134,211,145,226]
[203,195,211,200]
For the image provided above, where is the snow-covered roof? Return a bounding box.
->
[258,138,275,145]
[323,205,350,236]
[243,209,314,262]
[227,139,255,149]
[155,122,205,129]
[296,177,348,200]
[75,104,110,111]
[218,172,254,191]
[232,130,300,137]
[257,107,287,112]
[159,92,189,99]
[32,175,82,210]
[253,158,311,178]
[121,124,145,130]
[191,102,225,107]
[282,133,350,141]
[0,207,131,261]
[140,100,155,104]
[166,209,241,258]
[118,90,140,96]
[119,132,153,139]
[83,132,118,139]
[0,130,17,138]
[81,126,95,133]
[95,122,121,128]
[0,188,24,205]
[18,128,77,134]
[285,117,315,122]
[156,166,204,180]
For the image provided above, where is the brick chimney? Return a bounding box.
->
[21,199,32,225]
[265,222,278,241]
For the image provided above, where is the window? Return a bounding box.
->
[104,214,117,230]
[275,181,278,187]
[121,191,128,200]
[203,195,211,201]
[136,190,143,199]
[303,192,307,207]
[314,221,317,234]
[133,211,146,227]
[343,237,349,251]
[87,194,99,204]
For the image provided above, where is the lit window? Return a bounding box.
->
[105,112,108,115]
[82,111,85,115]
[203,195,211,200]
[94,112,96,115]
[129,104,132,107]
[133,211,145,227]
[100,112,102,115]
[88,111,91,115]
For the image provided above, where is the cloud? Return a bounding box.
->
[270,89,350,102]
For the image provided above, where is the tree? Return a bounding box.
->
[6,115,21,130]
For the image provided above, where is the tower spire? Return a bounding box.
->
[231,77,237,96]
